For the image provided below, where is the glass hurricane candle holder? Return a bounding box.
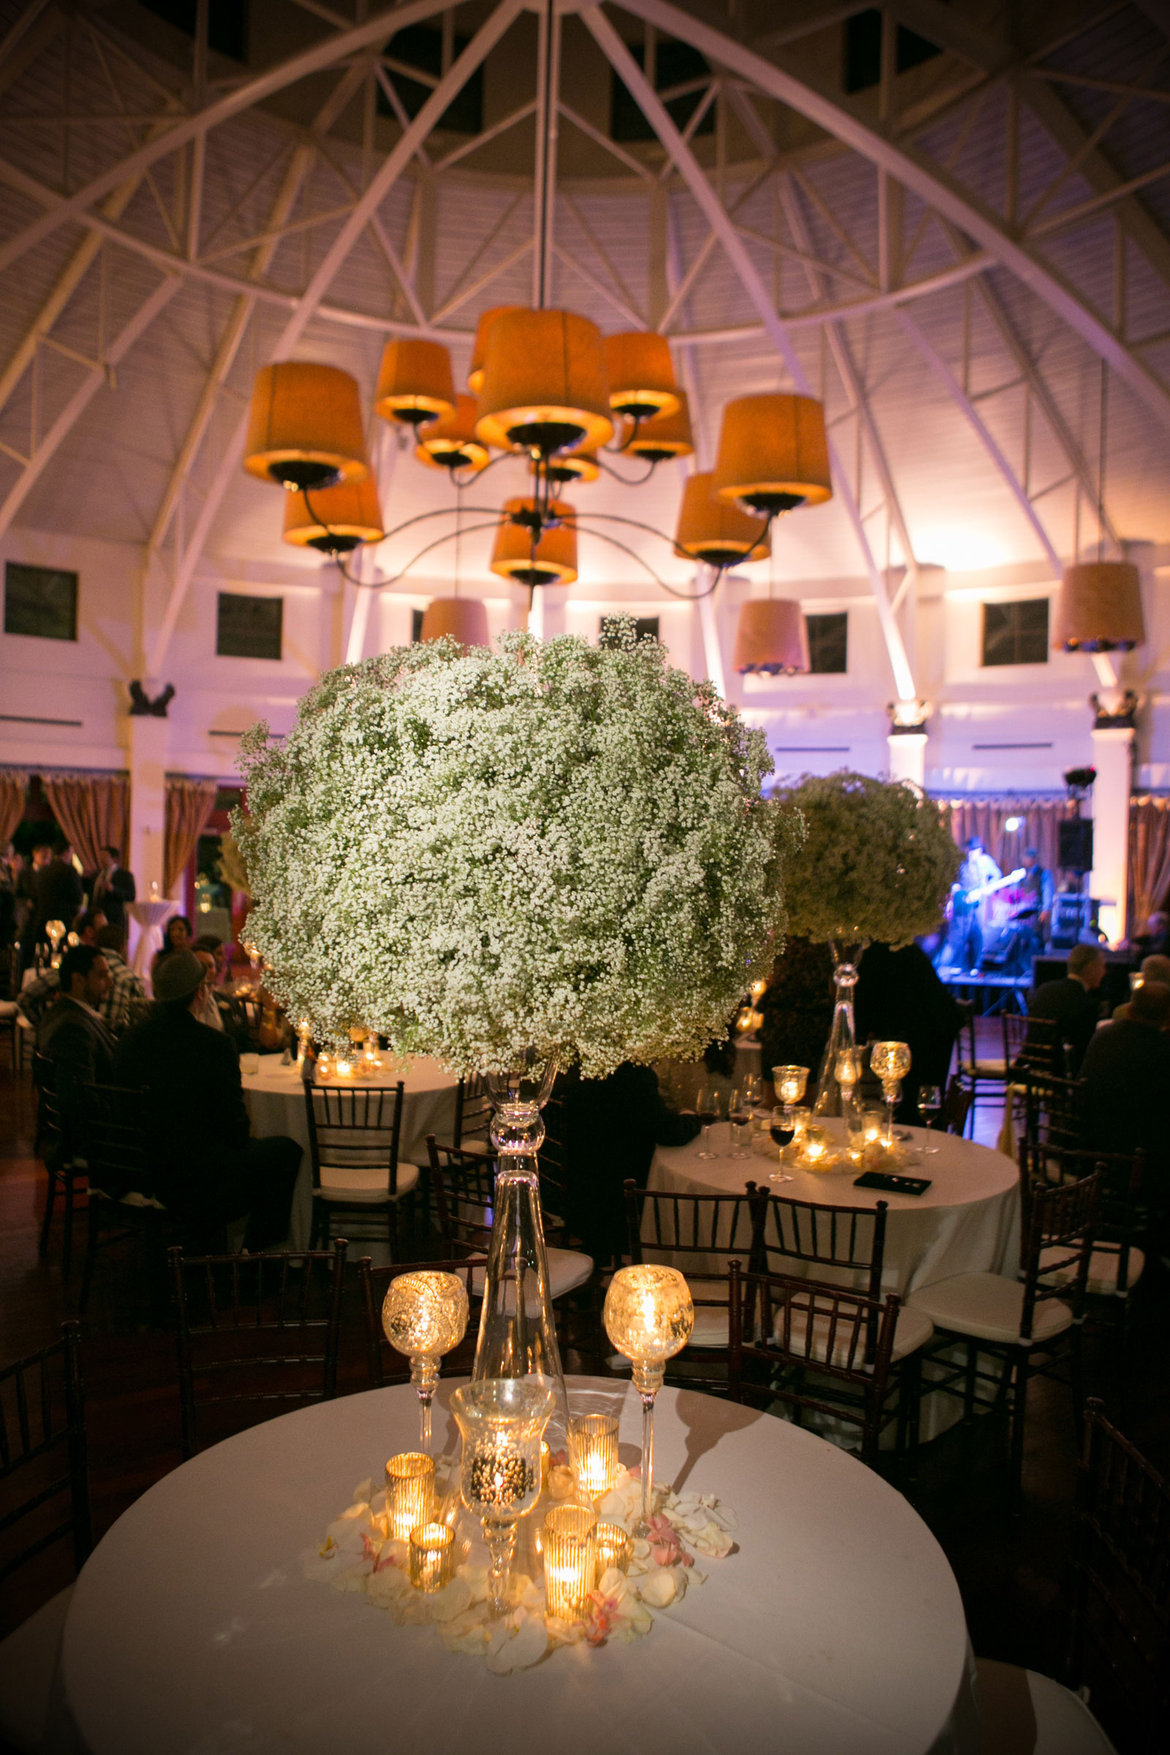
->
[385,1451,435,1542]
[452,1378,554,1619]
[800,1123,830,1168]
[409,1522,455,1593]
[542,1503,598,1620]
[382,1270,470,1453]
[602,1266,693,1537]
[596,1521,633,1575]
[870,1040,911,1148]
[569,1412,619,1499]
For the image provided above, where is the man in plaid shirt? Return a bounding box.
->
[94,922,147,1032]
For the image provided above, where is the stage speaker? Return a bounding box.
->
[1058,818,1094,871]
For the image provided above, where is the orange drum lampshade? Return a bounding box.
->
[714,393,832,518]
[628,392,694,463]
[1053,561,1145,652]
[374,339,456,428]
[415,395,491,474]
[468,305,522,395]
[475,309,613,456]
[490,498,578,587]
[282,476,384,554]
[419,597,490,646]
[244,361,369,491]
[675,471,770,568]
[733,599,809,675]
[532,444,600,487]
[604,331,679,422]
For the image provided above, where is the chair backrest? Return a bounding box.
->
[943,1075,973,1136]
[728,1262,900,1467]
[32,1049,63,1158]
[304,1082,405,1198]
[1025,1142,1144,1293]
[626,1181,770,1276]
[1021,1069,1085,1154]
[453,1074,491,1148]
[1069,1400,1170,1742]
[169,1240,348,1457]
[425,1135,496,1258]
[765,1193,889,1305]
[1004,1010,1064,1077]
[0,1320,91,1587]
[1019,1171,1098,1340]
[356,1254,478,1388]
[81,1079,155,1200]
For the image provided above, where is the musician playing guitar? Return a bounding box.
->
[950,837,1002,973]
[1016,847,1054,953]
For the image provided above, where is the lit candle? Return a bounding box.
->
[569,1412,619,1499]
[335,1056,354,1079]
[409,1522,455,1593]
[595,1521,633,1576]
[543,1504,598,1619]
[862,1106,885,1145]
[802,1125,828,1165]
[385,1452,435,1542]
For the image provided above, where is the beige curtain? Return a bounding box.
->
[40,771,129,873]
[934,796,1075,878]
[165,778,217,894]
[0,770,29,849]
[1128,797,1170,931]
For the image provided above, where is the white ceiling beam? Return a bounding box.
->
[0,0,463,278]
[0,275,179,542]
[584,4,917,703]
[617,0,1170,436]
[146,0,523,678]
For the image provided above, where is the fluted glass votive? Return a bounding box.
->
[543,1503,598,1620]
[409,1521,455,1592]
[569,1412,619,1500]
[596,1521,633,1575]
[385,1451,435,1542]
[452,1378,554,1618]
[603,1265,693,1537]
[382,1270,470,1452]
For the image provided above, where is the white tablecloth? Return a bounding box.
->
[242,1054,460,1249]
[125,899,181,995]
[650,1121,1020,1297]
[59,1378,977,1755]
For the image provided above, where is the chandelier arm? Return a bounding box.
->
[561,519,721,600]
[337,520,505,589]
[594,454,659,487]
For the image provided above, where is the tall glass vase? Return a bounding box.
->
[472,1052,570,1450]
[813,946,863,1117]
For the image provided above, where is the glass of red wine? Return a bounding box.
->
[695,1083,724,1159]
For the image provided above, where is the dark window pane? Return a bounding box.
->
[411,608,425,644]
[4,562,78,641]
[982,599,1049,667]
[377,25,484,133]
[611,39,714,143]
[599,615,660,647]
[806,612,848,674]
[216,593,282,661]
[844,8,941,95]
[140,0,247,60]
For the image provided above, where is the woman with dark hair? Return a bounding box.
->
[151,913,193,981]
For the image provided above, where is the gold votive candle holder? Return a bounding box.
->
[409,1521,455,1592]
[569,1412,619,1499]
[595,1521,633,1576]
[385,1451,435,1541]
[543,1504,598,1620]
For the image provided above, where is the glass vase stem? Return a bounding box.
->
[639,1390,655,1531]
[483,1520,516,1618]
[813,947,862,1118]
[410,1356,438,1454]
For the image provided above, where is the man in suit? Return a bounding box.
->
[114,949,300,1251]
[36,943,117,1157]
[1027,941,1107,1073]
[29,844,84,965]
[89,844,136,929]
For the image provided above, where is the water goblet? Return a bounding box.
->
[870,1041,911,1149]
[917,1083,943,1154]
[451,1378,554,1618]
[381,1270,470,1452]
[603,1266,694,1536]
[728,1085,752,1158]
[695,1083,724,1160]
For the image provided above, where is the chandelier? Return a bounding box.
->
[243,2,833,674]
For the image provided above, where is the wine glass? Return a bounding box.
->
[917,1083,943,1154]
[870,1041,912,1149]
[695,1083,724,1159]
[727,1084,752,1158]
[451,1378,554,1618]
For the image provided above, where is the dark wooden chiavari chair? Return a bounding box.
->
[356,1254,478,1389]
[304,1081,419,1256]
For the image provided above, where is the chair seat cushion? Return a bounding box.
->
[0,999,18,1019]
[0,1585,73,1754]
[318,1160,421,1203]
[771,1301,933,1365]
[960,1058,1007,1078]
[1039,1243,1145,1297]
[907,1273,1073,1345]
[974,1658,1118,1754]
[467,1248,593,1304]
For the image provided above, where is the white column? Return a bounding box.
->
[697,590,726,697]
[1088,725,1134,947]
[128,715,169,898]
[887,730,927,788]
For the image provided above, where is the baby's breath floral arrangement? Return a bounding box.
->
[235,626,793,1076]
[771,770,959,949]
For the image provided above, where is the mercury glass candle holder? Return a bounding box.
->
[542,1504,598,1620]
[385,1451,435,1542]
[382,1270,470,1453]
[452,1378,555,1618]
[870,1040,912,1148]
[596,1521,634,1576]
[602,1265,693,1537]
[409,1522,455,1593]
[800,1123,830,1168]
[569,1412,619,1500]
[772,1064,809,1125]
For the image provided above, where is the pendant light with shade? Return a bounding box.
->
[1053,365,1145,656]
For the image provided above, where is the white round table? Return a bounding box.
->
[60,1379,977,1755]
[125,899,181,993]
[651,1122,1020,1297]
[242,1054,460,1249]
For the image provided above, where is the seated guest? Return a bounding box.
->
[553,1062,700,1269]
[855,941,962,1122]
[1028,942,1106,1073]
[151,913,193,981]
[18,907,108,1029]
[93,921,148,1033]
[114,949,300,1252]
[1131,909,1170,961]
[36,944,117,1156]
[1112,954,1170,1023]
[192,946,225,1031]
[1081,981,1170,1190]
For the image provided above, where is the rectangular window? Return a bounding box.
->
[411,608,425,643]
[599,615,660,646]
[611,39,714,143]
[377,25,484,133]
[4,561,78,641]
[805,612,848,674]
[216,592,283,661]
[981,599,1049,667]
